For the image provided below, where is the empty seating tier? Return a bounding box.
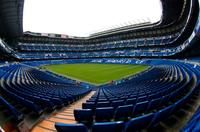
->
[55,63,200,132]
[0,61,199,132]
[0,64,91,131]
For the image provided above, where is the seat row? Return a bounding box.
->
[19,35,176,52]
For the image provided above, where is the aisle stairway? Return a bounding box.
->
[31,91,95,132]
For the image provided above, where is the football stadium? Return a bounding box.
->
[0,0,200,132]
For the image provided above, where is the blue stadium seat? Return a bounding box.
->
[146,98,162,112]
[92,121,124,132]
[160,95,170,106]
[137,95,148,102]
[149,105,174,127]
[114,104,134,121]
[82,102,95,110]
[55,122,88,132]
[96,101,110,108]
[111,100,124,109]
[74,109,93,123]
[126,98,137,105]
[133,101,149,116]
[95,107,114,122]
[124,113,155,131]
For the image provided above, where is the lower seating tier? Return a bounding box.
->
[0,63,91,131]
[55,62,200,132]
[0,60,199,132]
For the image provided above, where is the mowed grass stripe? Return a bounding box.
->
[83,65,145,83]
[42,63,149,84]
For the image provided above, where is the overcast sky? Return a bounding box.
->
[23,0,162,37]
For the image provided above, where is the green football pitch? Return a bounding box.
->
[41,63,149,85]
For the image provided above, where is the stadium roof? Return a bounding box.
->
[0,0,187,39]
